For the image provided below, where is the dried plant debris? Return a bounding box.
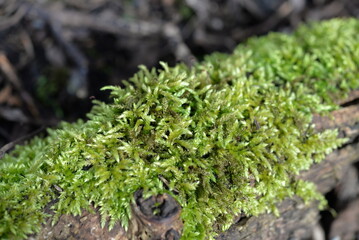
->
[1,0,359,150]
[1,18,359,239]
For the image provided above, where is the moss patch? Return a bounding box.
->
[1,18,359,239]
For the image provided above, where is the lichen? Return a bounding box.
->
[1,18,359,240]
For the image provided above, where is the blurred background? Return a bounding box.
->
[0,1,359,239]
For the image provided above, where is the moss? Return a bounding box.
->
[1,18,359,239]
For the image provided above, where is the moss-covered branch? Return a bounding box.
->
[1,18,359,240]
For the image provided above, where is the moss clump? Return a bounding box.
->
[1,18,359,239]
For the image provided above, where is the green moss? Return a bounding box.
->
[1,18,359,239]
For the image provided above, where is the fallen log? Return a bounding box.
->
[1,18,359,240]
[30,92,359,240]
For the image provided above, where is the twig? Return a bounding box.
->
[17,29,35,69]
[50,8,162,37]
[305,1,345,21]
[63,0,108,12]
[232,1,293,41]
[0,126,45,159]
[47,6,196,67]
[0,51,40,117]
[0,1,28,31]
[162,23,197,67]
[25,2,89,98]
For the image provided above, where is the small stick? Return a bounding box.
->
[0,127,45,160]
[0,52,40,117]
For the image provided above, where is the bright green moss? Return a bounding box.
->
[1,18,359,239]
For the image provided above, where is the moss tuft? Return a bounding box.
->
[1,18,359,239]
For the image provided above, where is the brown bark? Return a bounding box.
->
[34,191,183,240]
[31,92,359,240]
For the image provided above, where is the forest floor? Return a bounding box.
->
[1,0,359,239]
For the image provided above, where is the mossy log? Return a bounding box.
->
[30,92,359,240]
[218,93,359,240]
[1,18,359,240]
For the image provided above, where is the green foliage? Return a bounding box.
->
[1,18,359,239]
